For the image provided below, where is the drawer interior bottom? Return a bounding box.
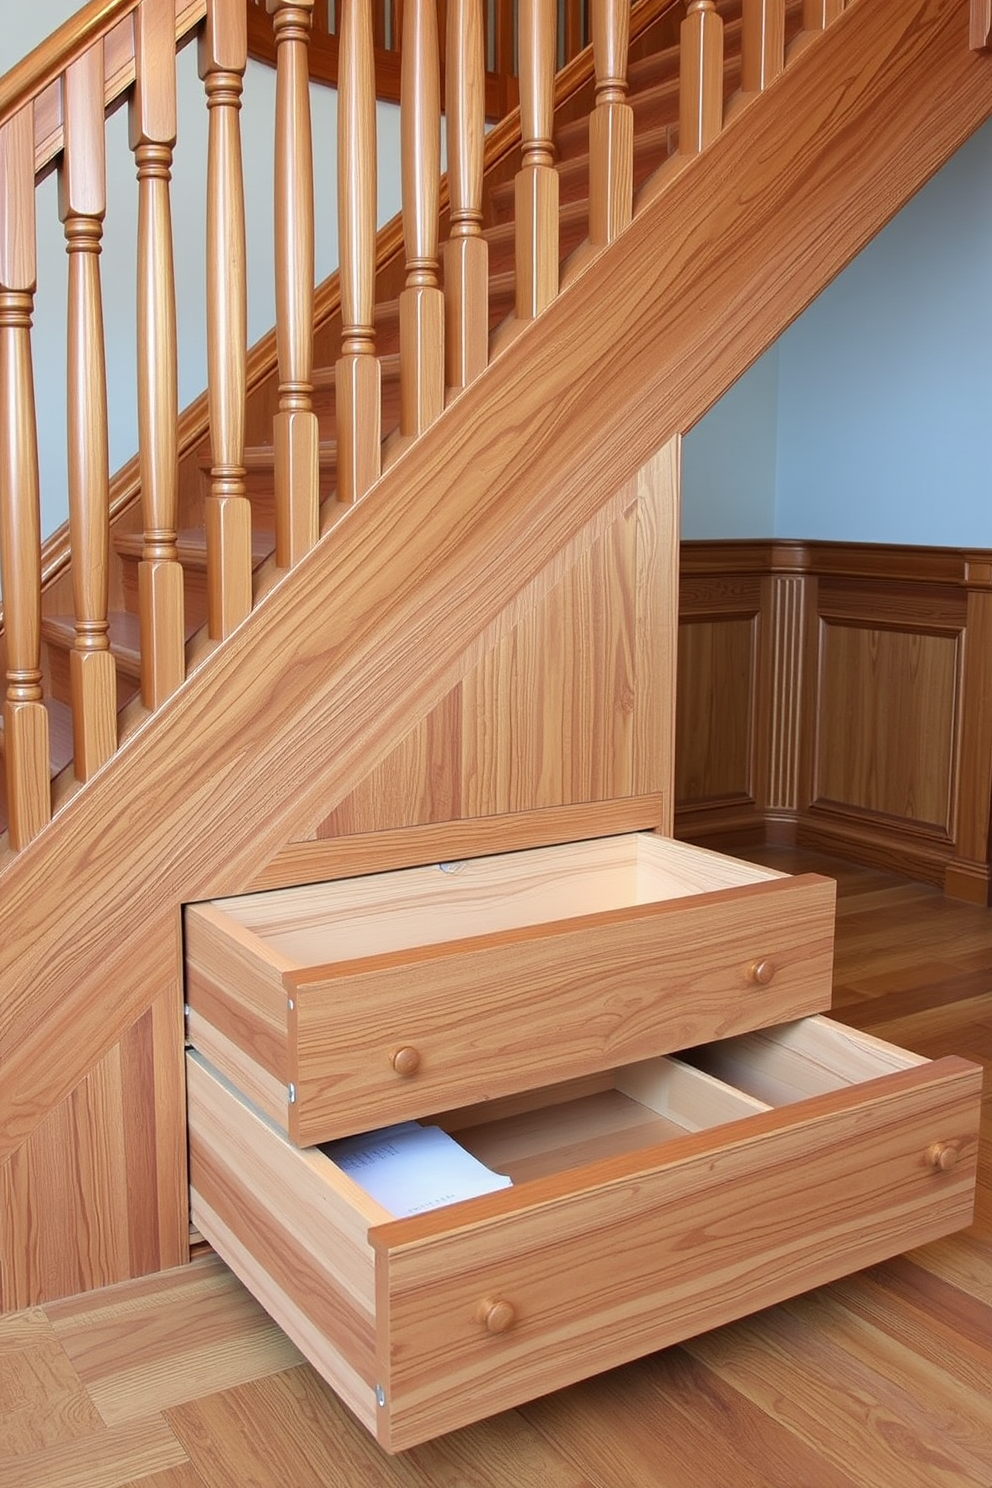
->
[331,1017,927,1197]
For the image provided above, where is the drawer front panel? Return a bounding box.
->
[288,875,836,1143]
[372,1060,980,1450]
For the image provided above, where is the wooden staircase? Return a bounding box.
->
[4,0,799,802]
[1,0,991,1312]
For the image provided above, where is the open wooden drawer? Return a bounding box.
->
[186,1016,982,1453]
[184,834,836,1144]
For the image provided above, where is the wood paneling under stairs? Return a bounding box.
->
[1,847,990,1487]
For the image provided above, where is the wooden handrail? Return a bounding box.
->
[4,0,687,630]
[0,0,206,178]
[2,0,730,849]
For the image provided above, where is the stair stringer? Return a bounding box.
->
[1,0,990,1174]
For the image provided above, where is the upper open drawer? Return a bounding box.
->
[184,832,836,1145]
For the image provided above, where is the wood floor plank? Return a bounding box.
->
[0,1415,188,1488]
[781,1288,992,1479]
[0,1306,104,1455]
[684,1296,992,1488]
[520,1346,860,1488]
[114,1470,206,1488]
[47,1255,301,1426]
[168,1365,595,1488]
[4,845,990,1485]
[829,1256,992,1398]
[909,1232,992,1306]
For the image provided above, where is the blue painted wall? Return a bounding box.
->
[683,116,992,545]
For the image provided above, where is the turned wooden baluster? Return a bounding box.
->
[741,0,784,93]
[60,44,116,779]
[0,105,50,847]
[803,0,844,29]
[268,0,318,564]
[201,0,251,635]
[131,0,185,710]
[515,0,558,320]
[680,0,724,157]
[444,0,487,395]
[399,0,443,436]
[589,0,632,247]
[337,0,381,502]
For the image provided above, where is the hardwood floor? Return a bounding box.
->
[2,848,990,1487]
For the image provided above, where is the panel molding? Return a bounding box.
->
[676,541,992,903]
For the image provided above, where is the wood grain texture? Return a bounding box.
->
[741,0,785,91]
[813,622,959,832]
[676,614,757,804]
[185,1011,980,1450]
[313,445,674,841]
[679,1,724,155]
[370,1049,979,1449]
[201,0,251,640]
[48,1252,301,1426]
[189,847,835,1145]
[4,847,990,1483]
[675,542,992,894]
[0,2,206,180]
[270,0,319,563]
[261,796,666,889]
[3,0,991,1276]
[0,986,187,1310]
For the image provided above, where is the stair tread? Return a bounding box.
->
[41,609,200,677]
[114,527,275,566]
[197,442,339,472]
[312,352,400,389]
[374,271,516,329]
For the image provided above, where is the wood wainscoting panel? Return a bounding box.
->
[275,443,677,862]
[0,985,187,1312]
[676,542,992,899]
[812,620,960,835]
[675,615,757,805]
[675,558,764,842]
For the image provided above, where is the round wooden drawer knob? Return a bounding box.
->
[390,1046,421,1077]
[926,1141,959,1172]
[479,1298,516,1335]
[748,959,776,986]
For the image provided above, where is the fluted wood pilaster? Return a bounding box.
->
[589,0,632,247]
[741,0,785,93]
[268,0,319,564]
[0,105,50,848]
[131,0,185,711]
[761,572,810,815]
[337,0,381,502]
[680,0,724,157]
[60,43,116,781]
[515,0,558,319]
[399,0,443,438]
[201,0,251,635]
[443,0,488,395]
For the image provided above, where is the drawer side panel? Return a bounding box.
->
[374,1060,980,1450]
[186,1057,380,1399]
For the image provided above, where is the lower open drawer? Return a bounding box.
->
[187,1016,981,1452]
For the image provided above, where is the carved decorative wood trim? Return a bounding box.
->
[676,541,992,903]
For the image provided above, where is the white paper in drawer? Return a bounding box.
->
[321,1122,512,1217]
